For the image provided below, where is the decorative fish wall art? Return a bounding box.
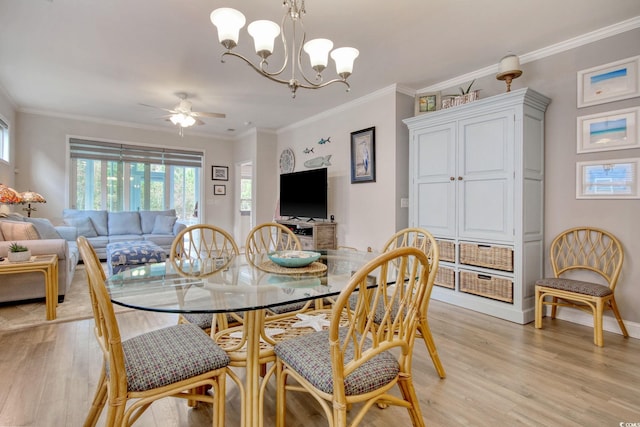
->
[304,155,332,168]
[303,147,315,154]
[318,137,331,145]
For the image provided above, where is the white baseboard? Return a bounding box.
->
[550,308,640,340]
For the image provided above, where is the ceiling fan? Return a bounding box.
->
[140,93,225,135]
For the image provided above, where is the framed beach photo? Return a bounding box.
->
[415,91,441,115]
[212,165,229,181]
[350,127,376,183]
[577,107,640,153]
[577,55,640,107]
[213,184,226,195]
[576,158,640,199]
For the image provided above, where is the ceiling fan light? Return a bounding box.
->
[211,8,246,49]
[248,20,281,58]
[304,38,334,72]
[170,114,182,125]
[181,115,196,127]
[331,47,359,78]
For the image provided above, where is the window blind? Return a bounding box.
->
[69,138,203,167]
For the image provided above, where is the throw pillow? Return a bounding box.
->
[64,216,98,238]
[108,211,142,235]
[25,217,62,239]
[0,220,40,240]
[139,209,177,234]
[151,215,177,234]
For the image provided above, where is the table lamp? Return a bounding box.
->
[496,54,523,92]
[19,190,46,217]
[0,183,21,217]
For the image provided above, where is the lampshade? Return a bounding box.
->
[0,184,21,204]
[210,8,246,48]
[304,38,334,72]
[330,47,359,76]
[20,190,46,204]
[499,54,521,73]
[248,20,281,57]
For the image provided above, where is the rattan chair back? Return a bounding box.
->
[170,224,240,277]
[245,222,301,267]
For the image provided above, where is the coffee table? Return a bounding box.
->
[0,254,59,320]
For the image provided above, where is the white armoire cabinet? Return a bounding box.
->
[403,88,550,324]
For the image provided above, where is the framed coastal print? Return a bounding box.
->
[211,165,229,181]
[213,184,226,195]
[350,127,376,183]
[577,107,640,153]
[576,158,640,199]
[577,55,640,107]
[415,91,441,115]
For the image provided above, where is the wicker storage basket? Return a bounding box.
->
[436,240,455,262]
[459,270,513,303]
[459,242,513,272]
[434,265,455,289]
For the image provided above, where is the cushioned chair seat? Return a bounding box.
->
[536,277,612,297]
[181,312,240,330]
[274,329,399,395]
[116,323,230,392]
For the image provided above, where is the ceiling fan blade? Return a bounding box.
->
[192,111,226,119]
[139,103,177,114]
[194,118,206,126]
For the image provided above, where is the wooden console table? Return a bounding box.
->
[0,254,59,320]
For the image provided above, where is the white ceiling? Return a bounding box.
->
[1,0,639,137]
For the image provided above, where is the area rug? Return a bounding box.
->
[0,264,132,331]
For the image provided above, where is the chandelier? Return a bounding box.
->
[210,0,359,97]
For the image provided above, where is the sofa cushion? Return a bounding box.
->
[139,209,176,234]
[151,215,177,234]
[0,220,40,241]
[63,209,109,236]
[108,212,142,235]
[25,218,62,240]
[64,216,98,237]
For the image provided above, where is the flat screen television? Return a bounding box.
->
[279,168,328,220]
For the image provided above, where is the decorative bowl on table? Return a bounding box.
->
[268,250,321,268]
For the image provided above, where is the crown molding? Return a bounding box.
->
[420,16,640,93]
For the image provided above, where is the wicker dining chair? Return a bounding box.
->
[274,247,432,427]
[535,226,627,347]
[171,224,243,334]
[381,227,446,379]
[77,236,230,427]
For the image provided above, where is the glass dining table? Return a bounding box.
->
[105,249,377,427]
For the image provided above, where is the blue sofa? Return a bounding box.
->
[62,209,186,260]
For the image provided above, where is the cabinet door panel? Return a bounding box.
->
[417,181,455,236]
[460,178,508,237]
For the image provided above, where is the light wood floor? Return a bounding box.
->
[0,300,638,426]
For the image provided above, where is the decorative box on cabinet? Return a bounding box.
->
[276,220,337,250]
[404,88,550,324]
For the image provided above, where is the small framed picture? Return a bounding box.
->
[415,91,441,115]
[212,165,229,181]
[576,158,640,199]
[213,184,226,196]
[577,55,640,108]
[350,127,375,183]
[577,107,640,153]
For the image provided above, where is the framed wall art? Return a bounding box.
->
[577,107,640,153]
[576,157,639,199]
[213,184,226,196]
[414,91,441,115]
[577,55,640,107]
[350,127,376,183]
[211,165,229,181]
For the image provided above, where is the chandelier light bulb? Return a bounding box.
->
[304,38,334,73]
[248,20,281,58]
[210,8,246,49]
[331,47,359,77]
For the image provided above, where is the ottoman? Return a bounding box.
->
[106,241,167,276]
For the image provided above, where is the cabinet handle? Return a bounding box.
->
[450,176,455,181]
[478,274,492,280]
[458,176,463,180]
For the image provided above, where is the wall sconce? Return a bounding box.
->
[496,54,523,92]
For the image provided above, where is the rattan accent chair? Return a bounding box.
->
[77,236,230,427]
[274,247,432,427]
[535,226,627,347]
[171,224,242,334]
[381,227,446,379]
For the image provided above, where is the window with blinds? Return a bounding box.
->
[0,117,8,163]
[69,138,203,221]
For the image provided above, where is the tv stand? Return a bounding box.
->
[276,219,337,250]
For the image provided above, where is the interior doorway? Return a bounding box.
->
[234,161,253,252]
